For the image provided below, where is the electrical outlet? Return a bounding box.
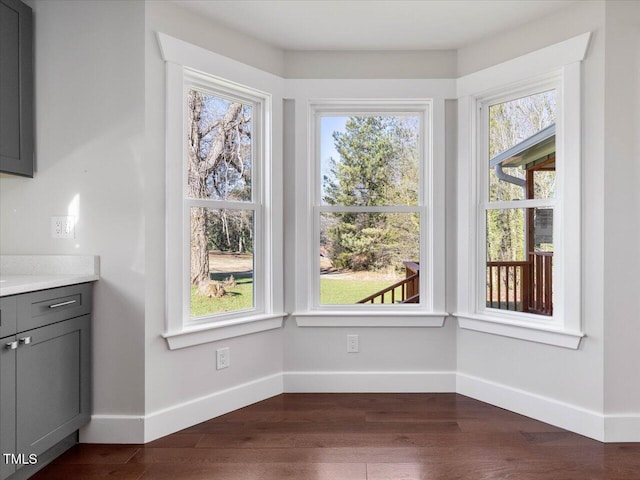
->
[51,216,75,239]
[347,334,359,353]
[216,347,230,369]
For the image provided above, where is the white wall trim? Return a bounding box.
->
[82,372,639,444]
[162,315,285,350]
[457,373,605,441]
[143,372,283,443]
[456,315,584,349]
[80,374,283,444]
[456,32,591,97]
[79,415,145,444]
[604,415,640,443]
[284,371,456,393]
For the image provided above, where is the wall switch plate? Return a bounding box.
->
[51,216,75,239]
[347,334,359,353]
[216,347,230,369]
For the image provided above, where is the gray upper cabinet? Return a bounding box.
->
[0,0,33,177]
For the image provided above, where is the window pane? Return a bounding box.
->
[488,90,556,202]
[320,212,420,305]
[187,89,252,201]
[320,115,419,206]
[486,208,553,316]
[190,207,254,318]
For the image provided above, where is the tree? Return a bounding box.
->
[487,91,556,262]
[322,116,419,272]
[187,91,251,287]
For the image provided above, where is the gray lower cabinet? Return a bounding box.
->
[0,0,34,177]
[0,284,92,480]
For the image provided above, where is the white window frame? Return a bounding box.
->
[290,84,452,328]
[455,33,590,349]
[310,101,430,310]
[158,33,285,349]
[182,72,267,326]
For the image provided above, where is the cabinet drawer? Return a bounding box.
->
[0,296,17,338]
[17,283,92,332]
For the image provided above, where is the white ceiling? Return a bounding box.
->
[176,0,577,51]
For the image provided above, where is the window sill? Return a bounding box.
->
[292,311,449,327]
[163,313,286,350]
[454,313,584,349]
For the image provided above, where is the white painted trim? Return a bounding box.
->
[80,374,283,444]
[79,415,145,444]
[158,31,285,343]
[456,38,585,342]
[293,312,448,327]
[82,372,638,444]
[163,314,285,350]
[157,32,283,90]
[456,32,591,97]
[604,415,640,443]
[284,371,456,393]
[456,373,604,441]
[455,314,584,349]
[144,373,283,443]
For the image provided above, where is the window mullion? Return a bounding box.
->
[187,199,259,210]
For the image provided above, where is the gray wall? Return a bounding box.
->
[0,0,146,417]
[455,0,607,413]
[603,0,640,415]
[144,0,285,416]
[283,50,457,79]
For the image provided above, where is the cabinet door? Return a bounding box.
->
[16,316,91,459]
[0,0,33,177]
[0,335,17,480]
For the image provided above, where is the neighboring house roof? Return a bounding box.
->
[490,123,556,169]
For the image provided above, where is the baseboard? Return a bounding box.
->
[79,414,145,444]
[80,371,639,444]
[284,371,456,393]
[143,372,284,443]
[605,415,640,442]
[457,372,605,441]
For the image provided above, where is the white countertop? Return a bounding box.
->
[0,255,100,297]
[0,274,100,297]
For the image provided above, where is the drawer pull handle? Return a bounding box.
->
[49,300,77,309]
[19,336,32,345]
[5,341,18,350]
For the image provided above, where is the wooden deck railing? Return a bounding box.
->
[357,262,420,304]
[486,252,553,315]
[486,261,529,312]
[528,251,553,316]
[357,272,419,304]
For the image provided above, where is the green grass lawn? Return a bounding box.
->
[320,278,394,304]
[190,276,254,317]
[191,276,399,315]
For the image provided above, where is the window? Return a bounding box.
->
[481,87,557,318]
[303,100,445,322]
[455,46,586,348]
[316,110,424,308]
[185,78,263,323]
[159,33,284,349]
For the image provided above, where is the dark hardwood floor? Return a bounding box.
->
[32,394,640,479]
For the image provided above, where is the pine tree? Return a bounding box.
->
[322,116,419,272]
